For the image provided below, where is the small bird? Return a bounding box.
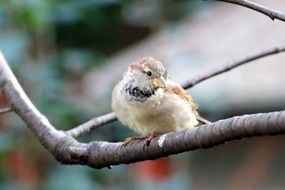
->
[112,57,209,145]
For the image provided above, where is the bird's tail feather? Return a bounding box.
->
[197,115,211,125]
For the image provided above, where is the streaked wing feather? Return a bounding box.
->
[164,78,212,125]
[165,78,198,110]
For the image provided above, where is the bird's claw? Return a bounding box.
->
[145,132,157,146]
[122,132,157,147]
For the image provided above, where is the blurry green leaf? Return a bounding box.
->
[9,0,52,29]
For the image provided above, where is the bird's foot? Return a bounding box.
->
[145,132,157,146]
[122,132,157,146]
[122,136,147,146]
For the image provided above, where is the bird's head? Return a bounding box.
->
[127,57,167,89]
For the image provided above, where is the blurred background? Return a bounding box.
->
[0,0,285,189]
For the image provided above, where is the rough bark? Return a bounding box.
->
[0,52,285,169]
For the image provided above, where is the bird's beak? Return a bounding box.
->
[151,76,166,89]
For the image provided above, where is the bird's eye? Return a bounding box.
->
[146,71,152,76]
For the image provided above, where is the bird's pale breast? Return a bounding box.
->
[112,81,199,135]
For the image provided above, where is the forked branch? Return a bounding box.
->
[0,50,285,169]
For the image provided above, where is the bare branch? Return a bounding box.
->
[181,46,285,89]
[69,46,285,137]
[0,106,12,114]
[0,52,67,154]
[215,0,285,22]
[66,112,117,138]
[1,52,285,169]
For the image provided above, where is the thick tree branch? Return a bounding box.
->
[68,46,285,138]
[215,0,285,22]
[1,52,285,169]
[0,52,68,154]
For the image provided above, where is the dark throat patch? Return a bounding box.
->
[125,82,155,102]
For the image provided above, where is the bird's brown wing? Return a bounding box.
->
[164,78,198,110]
[165,78,211,125]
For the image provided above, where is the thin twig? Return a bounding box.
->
[67,46,285,138]
[181,46,285,89]
[215,0,285,22]
[0,106,12,114]
[66,112,117,138]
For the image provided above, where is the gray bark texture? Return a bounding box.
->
[0,46,285,169]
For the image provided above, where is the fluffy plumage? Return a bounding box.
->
[112,57,208,137]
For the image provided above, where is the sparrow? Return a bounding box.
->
[112,57,210,145]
